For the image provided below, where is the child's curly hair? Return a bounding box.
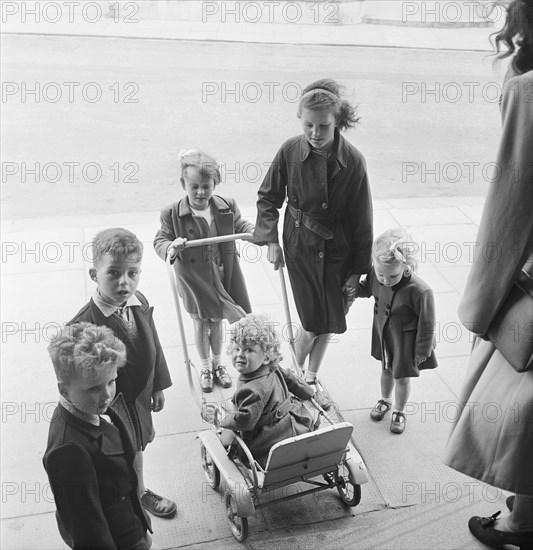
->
[49,322,126,384]
[227,314,283,366]
[372,228,418,275]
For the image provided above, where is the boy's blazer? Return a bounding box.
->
[69,291,172,450]
[43,394,151,548]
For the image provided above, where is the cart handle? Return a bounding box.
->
[180,233,253,249]
[165,232,253,410]
[166,255,201,409]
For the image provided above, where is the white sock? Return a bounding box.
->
[382,397,392,404]
[305,372,317,383]
[212,354,222,367]
[201,357,211,370]
[393,407,404,414]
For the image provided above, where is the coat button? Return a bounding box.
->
[190,258,195,263]
[189,229,194,234]
[318,252,324,259]
[292,196,297,202]
[321,202,328,209]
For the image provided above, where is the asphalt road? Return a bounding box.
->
[1,34,506,221]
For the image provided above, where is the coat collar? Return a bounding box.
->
[238,363,273,382]
[56,394,134,442]
[92,289,143,318]
[177,195,231,217]
[298,128,348,168]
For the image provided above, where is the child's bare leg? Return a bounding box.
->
[393,377,411,412]
[380,369,394,400]
[295,329,316,374]
[209,319,223,359]
[210,320,232,388]
[194,318,214,392]
[306,333,331,381]
[193,318,211,363]
[390,376,411,434]
[299,332,332,409]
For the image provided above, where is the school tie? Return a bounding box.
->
[115,306,138,342]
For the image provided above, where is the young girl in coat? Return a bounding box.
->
[218,314,315,468]
[154,149,254,393]
[254,78,373,409]
[355,228,437,434]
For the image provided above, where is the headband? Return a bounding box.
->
[300,87,340,103]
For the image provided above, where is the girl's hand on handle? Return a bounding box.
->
[167,237,188,260]
[414,354,427,368]
[267,243,285,270]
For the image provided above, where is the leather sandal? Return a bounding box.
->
[200,369,214,393]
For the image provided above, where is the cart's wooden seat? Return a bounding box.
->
[258,422,354,489]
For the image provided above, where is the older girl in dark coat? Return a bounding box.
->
[356,228,437,434]
[254,79,373,409]
[154,150,254,393]
[219,315,315,468]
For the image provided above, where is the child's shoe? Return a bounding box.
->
[308,380,332,410]
[200,369,214,393]
[390,411,406,434]
[370,399,392,421]
[141,489,177,518]
[213,365,232,388]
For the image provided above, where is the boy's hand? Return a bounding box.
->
[267,243,285,270]
[151,390,165,412]
[414,354,427,368]
[167,238,188,260]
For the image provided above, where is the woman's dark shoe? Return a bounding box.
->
[468,512,533,550]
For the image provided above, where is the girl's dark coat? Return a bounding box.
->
[254,131,373,334]
[154,195,254,319]
[358,268,437,378]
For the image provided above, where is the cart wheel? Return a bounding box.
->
[225,491,249,542]
[200,443,220,489]
[335,461,361,507]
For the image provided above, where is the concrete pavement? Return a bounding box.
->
[0,196,511,549]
